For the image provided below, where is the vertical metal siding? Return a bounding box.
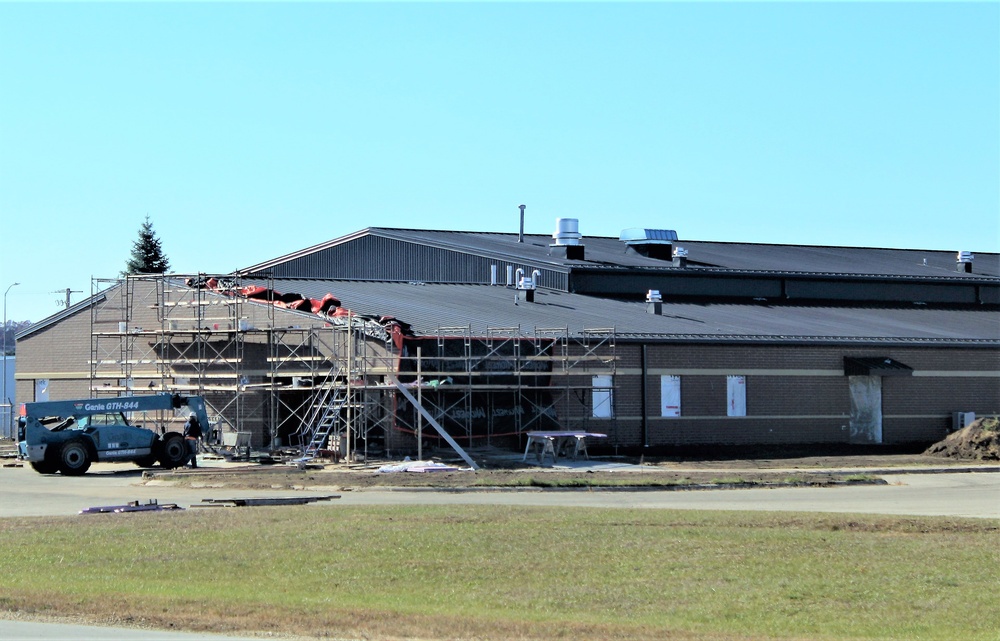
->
[269,236,570,291]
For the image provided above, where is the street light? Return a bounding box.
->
[3,282,19,439]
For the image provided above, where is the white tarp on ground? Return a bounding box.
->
[377,459,461,473]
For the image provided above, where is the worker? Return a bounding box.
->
[183,413,203,468]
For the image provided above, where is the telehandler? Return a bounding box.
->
[17,393,209,475]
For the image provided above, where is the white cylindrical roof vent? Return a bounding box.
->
[957,251,974,263]
[552,218,582,246]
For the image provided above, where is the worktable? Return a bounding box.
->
[523,431,607,464]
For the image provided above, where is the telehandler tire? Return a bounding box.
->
[30,459,59,474]
[158,433,188,469]
[133,455,158,468]
[58,439,92,475]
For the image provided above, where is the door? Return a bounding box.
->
[848,375,882,444]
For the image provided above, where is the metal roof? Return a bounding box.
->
[243,227,1000,281]
[258,279,1000,345]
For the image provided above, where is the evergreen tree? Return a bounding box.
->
[124,215,171,275]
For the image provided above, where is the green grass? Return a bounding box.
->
[0,506,997,640]
[842,474,880,483]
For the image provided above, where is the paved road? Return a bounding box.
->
[0,618,272,641]
[1,461,998,519]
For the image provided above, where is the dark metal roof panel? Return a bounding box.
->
[260,278,1000,344]
[244,227,1000,281]
[373,228,1000,279]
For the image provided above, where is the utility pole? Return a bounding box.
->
[52,288,82,308]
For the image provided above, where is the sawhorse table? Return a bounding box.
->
[523,431,607,465]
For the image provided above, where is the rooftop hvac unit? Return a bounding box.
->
[620,228,678,260]
[619,228,678,244]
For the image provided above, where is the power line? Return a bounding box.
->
[51,288,83,308]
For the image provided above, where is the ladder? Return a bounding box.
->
[302,385,350,458]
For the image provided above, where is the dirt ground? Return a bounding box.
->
[142,449,992,491]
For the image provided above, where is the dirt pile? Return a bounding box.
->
[924,417,1000,461]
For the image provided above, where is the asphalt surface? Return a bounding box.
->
[0,619,275,641]
[2,458,998,519]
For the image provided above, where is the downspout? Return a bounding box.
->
[641,344,648,448]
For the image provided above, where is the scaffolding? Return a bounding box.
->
[89,274,618,462]
[387,325,618,454]
[90,273,252,438]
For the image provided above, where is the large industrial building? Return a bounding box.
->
[15,220,1000,461]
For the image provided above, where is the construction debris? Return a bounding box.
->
[80,499,184,514]
[190,495,340,508]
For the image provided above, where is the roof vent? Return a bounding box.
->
[646,289,662,315]
[620,228,678,260]
[957,251,974,273]
[672,246,688,268]
[515,269,540,303]
[549,218,585,260]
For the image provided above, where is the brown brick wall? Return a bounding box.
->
[15,288,999,450]
[558,343,999,447]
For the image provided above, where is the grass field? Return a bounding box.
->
[1,506,997,640]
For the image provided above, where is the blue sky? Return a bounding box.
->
[1,1,997,324]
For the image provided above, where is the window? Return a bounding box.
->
[727,375,746,417]
[661,375,681,417]
[591,375,614,418]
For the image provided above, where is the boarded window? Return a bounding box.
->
[591,375,614,418]
[661,375,681,417]
[34,379,50,403]
[727,375,746,417]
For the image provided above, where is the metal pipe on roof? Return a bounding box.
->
[518,204,525,243]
